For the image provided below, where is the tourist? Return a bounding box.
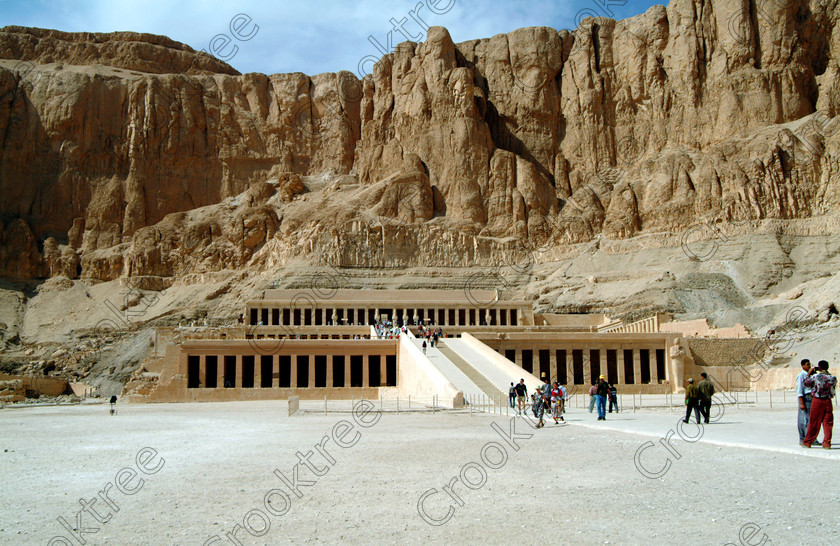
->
[515,379,528,415]
[684,378,701,424]
[796,359,812,444]
[608,383,619,413]
[697,372,715,424]
[109,395,117,415]
[595,375,608,420]
[550,381,564,424]
[559,383,567,419]
[588,382,597,413]
[509,382,516,409]
[422,340,427,354]
[532,390,545,427]
[802,360,836,449]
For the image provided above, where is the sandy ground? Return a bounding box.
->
[0,398,838,545]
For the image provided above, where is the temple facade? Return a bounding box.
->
[128,289,769,405]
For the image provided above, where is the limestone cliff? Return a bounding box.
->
[1,0,840,283]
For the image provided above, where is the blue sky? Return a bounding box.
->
[1,0,664,76]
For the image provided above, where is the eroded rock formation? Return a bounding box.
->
[1,0,840,281]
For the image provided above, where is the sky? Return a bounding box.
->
[1,0,664,77]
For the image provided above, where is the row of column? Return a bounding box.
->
[249,305,520,327]
[187,353,393,389]
[509,348,663,385]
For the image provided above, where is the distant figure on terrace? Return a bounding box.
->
[802,360,836,449]
[509,382,516,409]
[422,340,427,354]
[109,395,117,415]
[589,382,598,413]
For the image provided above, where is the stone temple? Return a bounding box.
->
[126,289,783,405]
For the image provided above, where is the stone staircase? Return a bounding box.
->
[437,342,505,402]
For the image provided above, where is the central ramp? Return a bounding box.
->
[436,341,505,400]
[440,336,541,397]
[411,339,487,400]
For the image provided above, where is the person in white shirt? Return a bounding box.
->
[796,359,812,444]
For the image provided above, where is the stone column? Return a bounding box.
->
[600,347,608,382]
[273,355,279,388]
[380,353,388,386]
[363,354,370,387]
[199,355,206,388]
[549,350,557,383]
[633,350,642,386]
[565,351,574,385]
[515,349,523,369]
[344,358,351,387]
[651,347,660,384]
[308,356,316,388]
[327,355,334,387]
[290,355,298,388]
[255,357,262,388]
[616,348,625,385]
[235,355,243,388]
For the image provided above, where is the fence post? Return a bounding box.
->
[324,396,327,416]
[768,390,772,409]
[397,396,400,414]
[632,394,636,412]
[408,395,411,409]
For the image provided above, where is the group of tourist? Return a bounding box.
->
[587,377,620,420]
[796,359,836,449]
[682,373,716,424]
[508,377,568,428]
[419,325,444,353]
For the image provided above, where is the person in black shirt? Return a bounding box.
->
[595,376,609,420]
[514,379,528,415]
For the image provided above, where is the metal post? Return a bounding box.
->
[470,397,473,417]
[408,395,411,409]
[783,390,786,403]
[397,396,400,414]
[324,396,327,415]
[632,393,636,412]
[768,390,772,409]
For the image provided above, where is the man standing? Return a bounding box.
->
[796,359,812,444]
[595,375,609,420]
[802,360,836,449]
[697,372,715,424]
[588,382,598,413]
[515,379,528,415]
[684,378,701,424]
[608,383,619,413]
[509,382,517,409]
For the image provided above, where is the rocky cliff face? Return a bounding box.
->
[1,0,840,283]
